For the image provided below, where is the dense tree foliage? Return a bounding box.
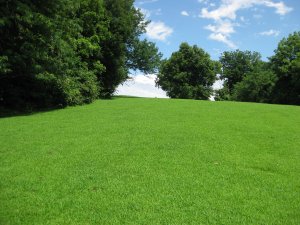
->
[0,0,92,109]
[232,70,277,103]
[270,31,300,105]
[0,0,161,109]
[100,0,141,97]
[156,43,219,100]
[215,59,277,103]
[218,50,262,96]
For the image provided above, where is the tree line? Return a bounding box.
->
[1,0,299,110]
[0,0,161,110]
[157,31,300,105]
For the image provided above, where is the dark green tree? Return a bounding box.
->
[217,50,262,100]
[0,0,99,109]
[75,0,108,96]
[156,43,218,100]
[270,31,300,105]
[100,0,141,97]
[232,69,277,103]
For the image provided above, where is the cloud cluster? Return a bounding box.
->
[204,19,237,49]
[201,0,292,20]
[146,21,173,41]
[200,0,292,48]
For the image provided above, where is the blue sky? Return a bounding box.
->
[117,0,299,98]
[135,0,300,60]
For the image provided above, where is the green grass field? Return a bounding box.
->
[1,98,300,225]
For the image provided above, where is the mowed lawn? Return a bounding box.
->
[0,98,299,225]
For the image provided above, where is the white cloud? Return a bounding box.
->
[200,0,292,48]
[205,20,235,35]
[134,74,157,85]
[200,0,292,21]
[181,11,189,16]
[138,7,171,42]
[213,79,224,90]
[205,20,237,48]
[116,75,168,98]
[259,29,280,36]
[209,33,237,49]
[136,0,158,5]
[146,21,173,41]
[263,1,293,15]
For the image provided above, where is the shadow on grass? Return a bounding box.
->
[112,95,143,99]
[0,96,145,118]
[0,105,66,118]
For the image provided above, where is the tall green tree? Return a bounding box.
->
[100,0,141,97]
[218,50,262,99]
[156,43,218,100]
[0,0,99,109]
[75,0,107,96]
[270,31,300,105]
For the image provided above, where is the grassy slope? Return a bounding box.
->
[0,98,299,225]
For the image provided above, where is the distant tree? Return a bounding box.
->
[270,31,300,105]
[217,50,262,100]
[232,69,277,103]
[156,43,218,100]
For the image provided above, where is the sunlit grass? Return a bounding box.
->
[1,98,299,224]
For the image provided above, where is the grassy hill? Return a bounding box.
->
[0,98,299,224]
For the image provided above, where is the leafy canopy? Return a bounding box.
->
[220,50,262,93]
[156,43,219,100]
[270,31,300,105]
